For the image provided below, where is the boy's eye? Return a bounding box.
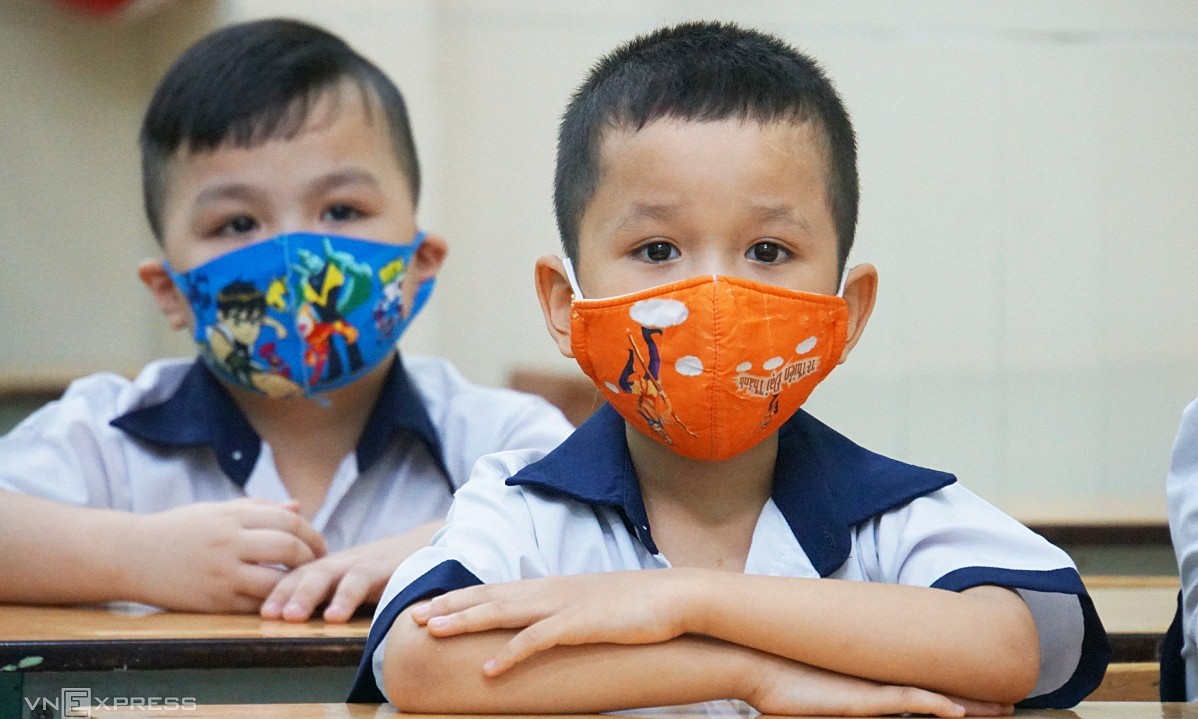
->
[636,241,679,263]
[218,215,258,236]
[323,204,361,222]
[747,241,788,264]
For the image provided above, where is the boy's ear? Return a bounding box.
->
[413,231,448,282]
[838,262,878,364]
[137,259,191,332]
[402,232,448,314]
[534,255,575,359]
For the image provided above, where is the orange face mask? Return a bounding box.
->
[565,260,849,462]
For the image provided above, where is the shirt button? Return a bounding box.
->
[232,450,243,461]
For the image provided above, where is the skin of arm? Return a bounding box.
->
[0,490,326,613]
[260,520,444,622]
[413,568,1041,705]
[383,602,1003,717]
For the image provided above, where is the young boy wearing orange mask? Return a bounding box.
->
[352,21,1108,714]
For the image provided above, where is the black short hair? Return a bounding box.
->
[215,280,266,319]
[554,21,858,272]
[140,18,420,242]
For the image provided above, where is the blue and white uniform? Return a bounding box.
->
[353,404,1109,711]
[0,354,574,552]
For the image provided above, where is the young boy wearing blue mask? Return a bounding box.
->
[0,19,572,622]
[351,21,1109,714]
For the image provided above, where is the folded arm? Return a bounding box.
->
[385,602,1005,716]
[414,568,1040,705]
[693,571,1039,702]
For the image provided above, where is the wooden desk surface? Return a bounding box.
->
[1088,581,1177,634]
[78,702,1198,718]
[1085,578,1178,662]
[0,604,369,671]
[0,577,1179,673]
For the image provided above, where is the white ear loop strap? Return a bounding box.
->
[563,257,585,299]
[837,266,851,298]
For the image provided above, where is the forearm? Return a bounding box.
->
[0,490,137,604]
[384,606,749,713]
[688,571,1039,702]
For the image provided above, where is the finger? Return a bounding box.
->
[239,506,327,559]
[323,568,378,623]
[228,497,279,507]
[412,584,495,623]
[483,616,576,677]
[279,566,342,623]
[220,593,268,615]
[949,698,1014,717]
[409,600,432,625]
[424,600,544,637]
[259,572,301,620]
[877,686,964,718]
[239,528,321,568]
[235,562,288,601]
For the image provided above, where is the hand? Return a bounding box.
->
[411,570,690,675]
[128,498,326,613]
[260,521,441,623]
[747,654,1014,717]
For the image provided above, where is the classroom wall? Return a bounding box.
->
[1,0,1195,523]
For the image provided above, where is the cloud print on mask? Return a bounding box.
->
[675,355,704,376]
[629,298,688,328]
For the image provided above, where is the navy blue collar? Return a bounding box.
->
[110,355,447,488]
[507,404,955,577]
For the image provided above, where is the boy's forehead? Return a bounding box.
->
[588,116,834,208]
[595,116,830,176]
[170,83,389,167]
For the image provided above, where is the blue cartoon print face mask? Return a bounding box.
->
[168,232,434,398]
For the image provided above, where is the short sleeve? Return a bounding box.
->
[349,449,551,703]
[864,483,1109,708]
[0,375,130,507]
[1167,396,1198,699]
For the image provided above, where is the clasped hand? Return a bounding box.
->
[411,569,691,676]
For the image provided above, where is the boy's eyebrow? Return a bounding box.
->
[750,203,815,234]
[190,170,381,210]
[193,183,267,207]
[611,202,816,235]
[611,202,679,231]
[307,168,382,196]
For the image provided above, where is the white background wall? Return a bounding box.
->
[1,0,1195,522]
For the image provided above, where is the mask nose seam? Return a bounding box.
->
[709,278,720,461]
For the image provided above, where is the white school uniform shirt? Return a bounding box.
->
[0,354,574,552]
[1166,395,1198,698]
[354,404,1109,713]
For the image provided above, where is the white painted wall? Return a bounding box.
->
[1,0,1194,521]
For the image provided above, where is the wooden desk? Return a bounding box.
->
[0,605,368,719]
[1087,577,1178,662]
[0,579,1178,718]
[77,702,1198,718]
